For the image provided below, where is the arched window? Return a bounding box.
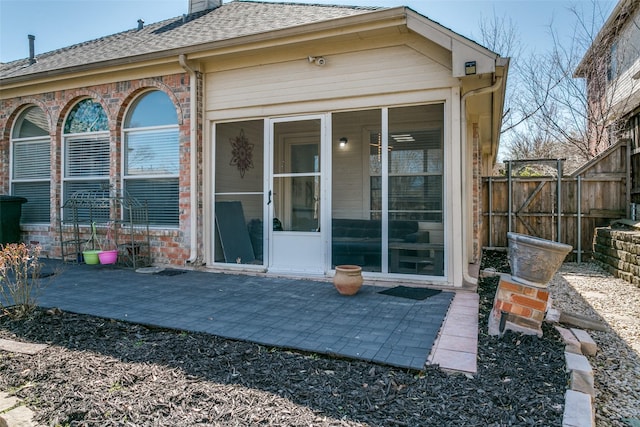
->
[123,91,179,226]
[11,106,51,223]
[63,99,110,220]
[64,98,109,133]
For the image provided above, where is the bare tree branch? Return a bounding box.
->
[487,0,629,172]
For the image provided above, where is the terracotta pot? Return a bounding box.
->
[333,265,363,295]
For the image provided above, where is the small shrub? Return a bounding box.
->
[0,243,42,318]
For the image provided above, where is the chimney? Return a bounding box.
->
[137,19,145,30]
[28,34,36,64]
[189,0,222,14]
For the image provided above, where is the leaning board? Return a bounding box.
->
[215,201,256,264]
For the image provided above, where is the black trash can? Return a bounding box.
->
[0,195,28,245]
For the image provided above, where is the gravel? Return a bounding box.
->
[548,262,640,427]
[0,252,637,426]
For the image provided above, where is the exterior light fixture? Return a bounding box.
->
[308,56,326,66]
[339,137,348,147]
[465,61,477,75]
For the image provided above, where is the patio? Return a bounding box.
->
[36,260,478,372]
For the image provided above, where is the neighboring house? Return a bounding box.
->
[575,0,640,170]
[0,0,508,288]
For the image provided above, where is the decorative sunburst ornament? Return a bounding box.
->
[229,129,254,178]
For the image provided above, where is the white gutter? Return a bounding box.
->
[460,75,504,286]
[179,54,200,264]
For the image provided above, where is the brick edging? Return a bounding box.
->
[553,324,598,427]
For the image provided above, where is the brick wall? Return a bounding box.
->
[488,274,551,336]
[472,122,481,263]
[593,223,640,288]
[0,73,196,266]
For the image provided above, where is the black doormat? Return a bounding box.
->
[38,271,56,279]
[378,286,441,300]
[155,269,187,276]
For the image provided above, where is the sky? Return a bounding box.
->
[0,0,617,64]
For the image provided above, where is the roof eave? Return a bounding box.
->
[405,9,498,77]
[187,6,408,60]
[1,51,184,87]
[575,0,637,77]
[0,7,409,87]
[406,8,498,58]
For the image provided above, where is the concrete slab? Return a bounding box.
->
[0,339,48,355]
[570,328,598,356]
[0,405,35,427]
[563,390,594,427]
[430,348,477,373]
[555,326,582,354]
[0,393,18,411]
[565,352,593,373]
[565,352,595,397]
[427,292,478,374]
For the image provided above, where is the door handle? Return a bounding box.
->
[268,190,272,205]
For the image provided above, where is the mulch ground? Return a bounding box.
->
[0,251,568,426]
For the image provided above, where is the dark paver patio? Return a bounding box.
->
[37,261,454,370]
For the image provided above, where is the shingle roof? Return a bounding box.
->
[0,1,382,80]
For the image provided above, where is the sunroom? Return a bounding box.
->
[212,104,447,280]
[196,5,507,287]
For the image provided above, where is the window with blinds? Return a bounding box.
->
[11,106,51,224]
[124,178,179,225]
[13,140,50,179]
[62,99,111,223]
[62,134,110,222]
[125,128,179,175]
[369,129,443,222]
[65,135,110,178]
[123,91,179,227]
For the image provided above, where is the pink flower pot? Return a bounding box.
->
[98,250,118,265]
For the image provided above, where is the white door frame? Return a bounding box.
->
[265,114,329,275]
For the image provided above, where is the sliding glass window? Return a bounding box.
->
[331,105,444,276]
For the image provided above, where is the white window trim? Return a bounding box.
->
[10,135,51,225]
[121,121,180,228]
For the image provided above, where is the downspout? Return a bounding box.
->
[179,54,200,264]
[460,75,503,286]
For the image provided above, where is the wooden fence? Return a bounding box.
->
[481,142,629,261]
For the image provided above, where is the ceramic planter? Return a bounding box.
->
[333,265,363,295]
[507,232,572,287]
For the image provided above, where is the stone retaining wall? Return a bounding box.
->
[592,221,640,288]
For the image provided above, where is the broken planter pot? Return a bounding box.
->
[507,232,572,287]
